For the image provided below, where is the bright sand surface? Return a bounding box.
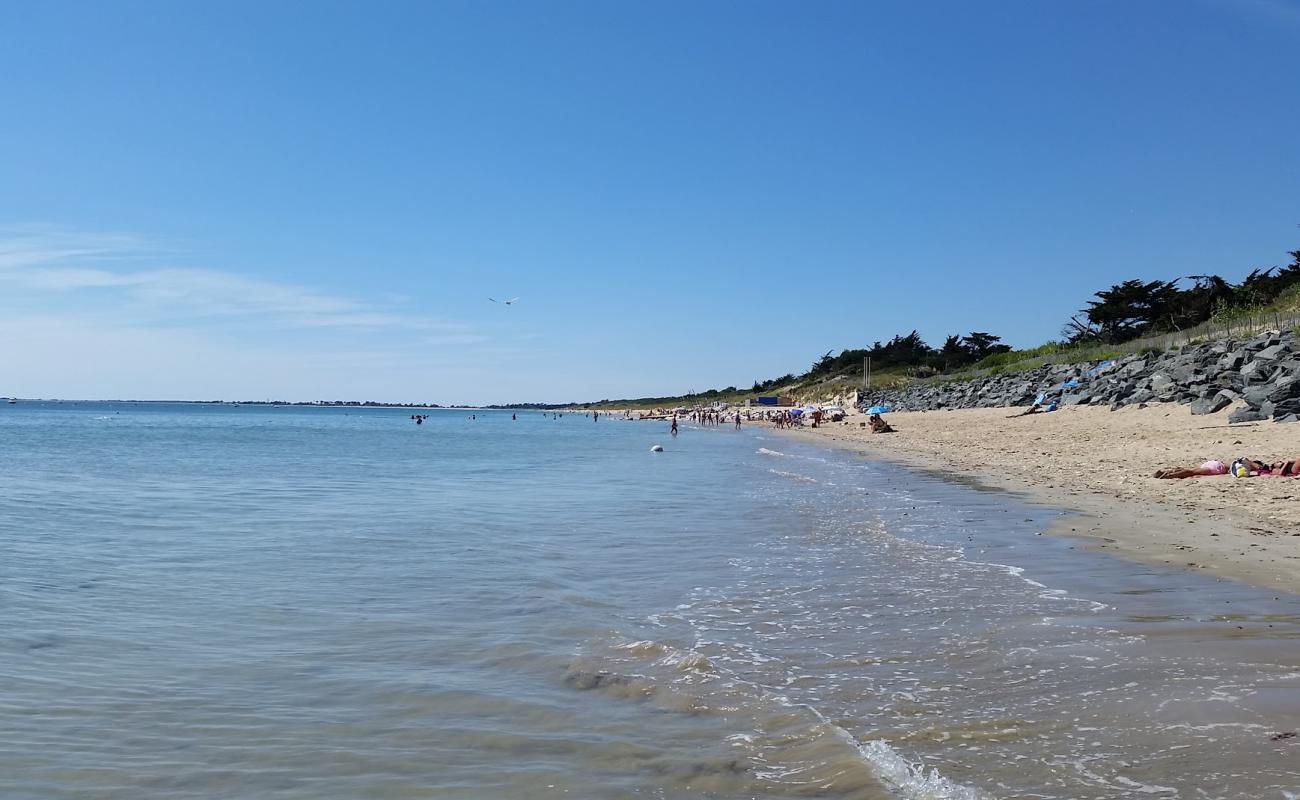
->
[784,404,1300,594]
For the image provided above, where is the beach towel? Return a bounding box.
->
[1085,360,1115,379]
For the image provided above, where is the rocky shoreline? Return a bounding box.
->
[863,330,1300,423]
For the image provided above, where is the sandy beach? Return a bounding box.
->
[783,403,1300,594]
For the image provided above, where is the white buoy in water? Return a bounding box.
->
[650,445,664,452]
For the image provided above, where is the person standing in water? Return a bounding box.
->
[670,415,678,436]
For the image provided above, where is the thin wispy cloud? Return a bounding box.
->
[0,226,472,334]
[0,228,151,270]
[0,226,537,400]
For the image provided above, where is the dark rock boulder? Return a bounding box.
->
[1243,384,1274,407]
[1120,359,1149,377]
[1254,343,1291,362]
[1228,408,1268,424]
[1272,397,1300,419]
[1150,373,1176,391]
[1267,378,1300,403]
[1241,360,1272,382]
[1190,396,1232,415]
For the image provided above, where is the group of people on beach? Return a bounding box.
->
[770,410,794,429]
[763,409,826,428]
[644,404,902,437]
[684,410,741,426]
[762,408,893,433]
[665,409,746,436]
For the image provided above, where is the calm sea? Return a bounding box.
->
[1,402,1297,799]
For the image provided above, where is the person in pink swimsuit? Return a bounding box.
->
[1153,460,1227,479]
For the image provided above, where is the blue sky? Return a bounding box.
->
[2,0,1297,403]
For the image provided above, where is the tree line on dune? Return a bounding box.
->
[768,330,1013,390]
[1062,249,1300,345]
[751,246,1300,392]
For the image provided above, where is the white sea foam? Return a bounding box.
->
[964,557,1112,613]
[1111,775,1177,794]
[768,469,818,483]
[853,739,985,800]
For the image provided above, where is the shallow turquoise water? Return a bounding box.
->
[1,403,1297,799]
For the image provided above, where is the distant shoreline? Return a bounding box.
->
[2,399,487,409]
[3,398,643,412]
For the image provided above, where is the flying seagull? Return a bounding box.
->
[489,297,520,305]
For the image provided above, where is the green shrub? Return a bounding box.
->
[1272,284,1300,311]
[970,341,1066,371]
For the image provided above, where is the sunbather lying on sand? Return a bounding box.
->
[1232,458,1300,477]
[1008,400,1058,418]
[1269,459,1300,477]
[869,414,895,433]
[1154,460,1228,479]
